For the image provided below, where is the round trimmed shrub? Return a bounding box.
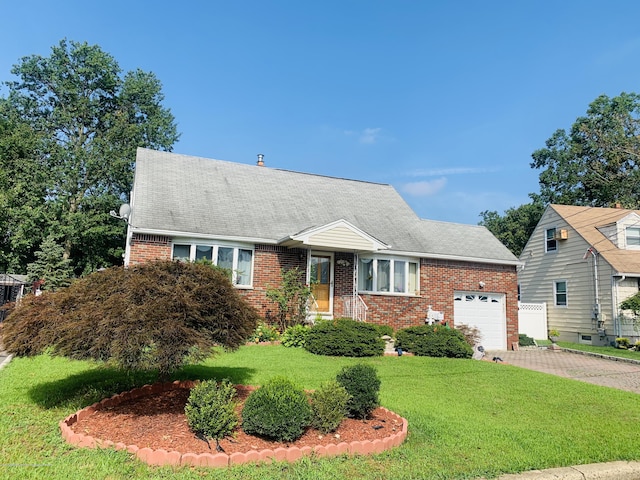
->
[241,376,312,442]
[336,364,380,419]
[311,380,350,433]
[185,379,238,443]
[304,318,385,357]
[395,325,473,358]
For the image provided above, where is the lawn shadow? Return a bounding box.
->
[29,364,255,409]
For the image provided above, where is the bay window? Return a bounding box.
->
[358,256,419,294]
[172,242,253,287]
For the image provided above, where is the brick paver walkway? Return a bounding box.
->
[487,348,640,394]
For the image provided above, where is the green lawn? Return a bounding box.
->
[557,341,640,361]
[2,345,640,479]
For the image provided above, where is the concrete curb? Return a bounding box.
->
[495,461,640,479]
[0,352,13,371]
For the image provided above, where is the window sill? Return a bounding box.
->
[359,291,420,298]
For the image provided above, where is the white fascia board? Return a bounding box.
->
[130,227,277,245]
[613,272,640,277]
[387,249,523,267]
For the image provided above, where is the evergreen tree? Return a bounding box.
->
[26,234,73,291]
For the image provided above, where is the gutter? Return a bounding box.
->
[128,229,522,267]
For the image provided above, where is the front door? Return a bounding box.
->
[310,254,332,313]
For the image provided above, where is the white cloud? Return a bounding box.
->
[408,167,497,177]
[359,127,381,144]
[402,178,447,196]
[344,127,383,144]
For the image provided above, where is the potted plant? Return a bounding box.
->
[548,329,560,343]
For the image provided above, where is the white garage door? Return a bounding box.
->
[454,291,506,350]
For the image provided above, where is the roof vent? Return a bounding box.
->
[257,154,265,166]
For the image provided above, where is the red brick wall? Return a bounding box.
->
[128,238,518,349]
[238,245,308,323]
[128,234,172,264]
[331,256,518,349]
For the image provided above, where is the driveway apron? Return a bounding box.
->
[486,348,640,394]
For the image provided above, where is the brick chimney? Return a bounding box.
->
[257,154,264,166]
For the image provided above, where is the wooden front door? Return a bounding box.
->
[310,255,332,313]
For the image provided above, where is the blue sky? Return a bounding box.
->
[2,1,640,225]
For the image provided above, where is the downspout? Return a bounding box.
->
[613,275,626,338]
[585,247,601,332]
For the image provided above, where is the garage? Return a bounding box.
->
[454,291,506,350]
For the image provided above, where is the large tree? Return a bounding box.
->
[479,201,544,257]
[0,103,49,272]
[481,92,640,256]
[531,92,640,208]
[1,39,179,275]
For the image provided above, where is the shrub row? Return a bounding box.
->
[185,364,381,443]
[304,318,385,357]
[395,324,472,358]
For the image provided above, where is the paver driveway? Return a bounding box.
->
[487,348,640,394]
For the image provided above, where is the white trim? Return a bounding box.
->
[130,229,522,267]
[171,241,255,287]
[279,219,390,251]
[554,279,568,307]
[357,254,420,296]
[545,227,558,253]
[384,249,523,267]
[131,227,276,245]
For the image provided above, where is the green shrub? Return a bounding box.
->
[249,322,280,343]
[304,318,385,357]
[281,324,310,348]
[518,333,536,347]
[336,364,380,419]
[395,325,473,358]
[241,377,312,442]
[372,324,394,338]
[616,337,630,349]
[310,380,351,433]
[2,260,260,380]
[185,379,238,447]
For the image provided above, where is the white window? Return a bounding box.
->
[545,228,557,253]
[626,227,640,247]
[172,243,254,287]
[554,280,567,306]
[358,256,419,294]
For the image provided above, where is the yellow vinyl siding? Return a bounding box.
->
[308,226,374,250]
[519,207,613,339]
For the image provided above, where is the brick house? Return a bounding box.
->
[124,148,520,350]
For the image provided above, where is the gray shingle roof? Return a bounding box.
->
[130,148,518,264]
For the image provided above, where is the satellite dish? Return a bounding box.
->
[118,203,132,220]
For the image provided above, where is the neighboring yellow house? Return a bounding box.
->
[519,204,640,346]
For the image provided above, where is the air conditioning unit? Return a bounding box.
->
[555,229,568,240]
